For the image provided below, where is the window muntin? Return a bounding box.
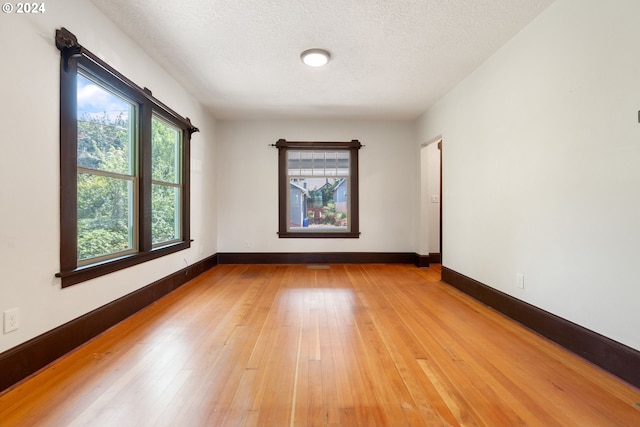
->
[56,27,198,287]
[276,139,361,238]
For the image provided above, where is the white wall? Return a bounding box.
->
[0,0,217,353]
[216,119,416,253]
[416,0,640,351]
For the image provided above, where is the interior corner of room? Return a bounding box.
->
[1,0,639,418]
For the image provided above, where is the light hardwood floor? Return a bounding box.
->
[1,264,639,426]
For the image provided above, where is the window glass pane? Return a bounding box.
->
[300,151,313,176]
[77,172,135,261]
[285,148,351,232]
[77,73,136,175]
[312,151,325,176]
[287,150,301,176]
[288,177,348,231]
[152,184,181,244]
[337,152,350,176]
[287,150,350,178]
[325,152,338,175]
[152,116,182,184]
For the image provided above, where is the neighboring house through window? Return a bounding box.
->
[55,28,198,287]
[275,139,361,238]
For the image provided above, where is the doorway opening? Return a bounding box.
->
[420,137,442,275]
[438,139,442,266]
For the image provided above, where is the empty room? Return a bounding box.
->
[1,0,639,425]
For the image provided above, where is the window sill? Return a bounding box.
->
[56,240,191,288]
[278,232,360,239]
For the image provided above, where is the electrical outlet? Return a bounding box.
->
[516,274,525,289]
[4,308,19,333]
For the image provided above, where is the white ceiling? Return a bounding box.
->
[91,0,555,120]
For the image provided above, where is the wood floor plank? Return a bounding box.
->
[370,266,557,426]
[1,264,639,426]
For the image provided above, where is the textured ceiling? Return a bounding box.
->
[90,0,555,120]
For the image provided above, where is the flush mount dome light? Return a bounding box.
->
[301,48,331,67]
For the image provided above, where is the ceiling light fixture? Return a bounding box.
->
[300,48,331,67]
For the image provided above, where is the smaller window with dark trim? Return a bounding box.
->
[55,28,198,287]
[276,139,361,238]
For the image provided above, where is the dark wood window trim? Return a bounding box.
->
[276,139,361,238]
[55,28,198,287]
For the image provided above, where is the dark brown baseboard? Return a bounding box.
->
[416,254,430,268]
[0,254,218,394]
[441,266,640,389]
[217,252,418,266]
[1,252,414,393]
[416,253,441,268]
[10,256,634,394]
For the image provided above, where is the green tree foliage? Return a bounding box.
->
[307,179,344,226]
[77,112,131,174]
[319,179,341,206]
[77,111,133,260]
[151,117,182,244]
[75,112,183,260]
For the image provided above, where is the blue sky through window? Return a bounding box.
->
[77,73,131,122]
